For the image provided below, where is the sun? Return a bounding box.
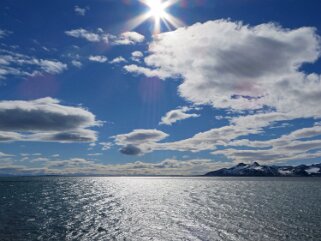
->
[146,0,167,20]
[127,0,184,34]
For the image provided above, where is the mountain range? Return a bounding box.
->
[205,162,321,177]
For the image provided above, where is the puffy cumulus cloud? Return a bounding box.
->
[114,129,168,144]
[65,29,145,46]
[74,6,89,16]
[36,59,67,74]
[123,64,172,79]
[120,19,321,164]
[114,129,169,155]
[0,49,68,80]
[0,98,97,132]
[159,106,200,125]
[131,51,144,62]
[112,32,145,45]
[65,28,105,43]
[120,145,143,155]
[128,20,321,115]
[71,60,82,68]
[88,55,108,63]
[110,56,127,64]
[0,97,99,142]
[0,157,230,176]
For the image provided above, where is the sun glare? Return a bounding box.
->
[146,0,167,20]
[127,0,184,34]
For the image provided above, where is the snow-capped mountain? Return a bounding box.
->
[205,162,321,177]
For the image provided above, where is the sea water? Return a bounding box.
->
[0,177,320,241]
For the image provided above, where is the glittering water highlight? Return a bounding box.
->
[0,177,320,241]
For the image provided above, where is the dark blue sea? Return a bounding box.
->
[0,177,320,241]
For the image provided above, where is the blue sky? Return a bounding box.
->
[0,0,321,175]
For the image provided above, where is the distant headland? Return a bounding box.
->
[205,162,321,177]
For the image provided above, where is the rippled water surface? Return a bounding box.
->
[0,177,321,241]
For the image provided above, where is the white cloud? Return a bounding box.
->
[113,123,260,155]
[100,142,113,151]
[113,119,321,164]
[30,157,49,163]
[0,131,22,142]
[114,129,168,155]
[160,106,200,125]
[0,157,230,176]
[87,153,102,156]
[131,51,144,62]
[71,60,82,68]
[46,158,93,169]
[74,6,89,16]
[65,28,104,43]
[0,49,68,79]
[124,64,172,79]
[36,59,67,74]
[112,32,145,45]
[0,97,100,142]
[216,124,321,163]
[120,19,321,164]
[0,152,14,157]
[127,20,321,116]
[29,129,97,143]
[65,29,145,46]
[158,124,260,153]
[0,29,10,39]
[89,55,108,63]
[110,56,127,64]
